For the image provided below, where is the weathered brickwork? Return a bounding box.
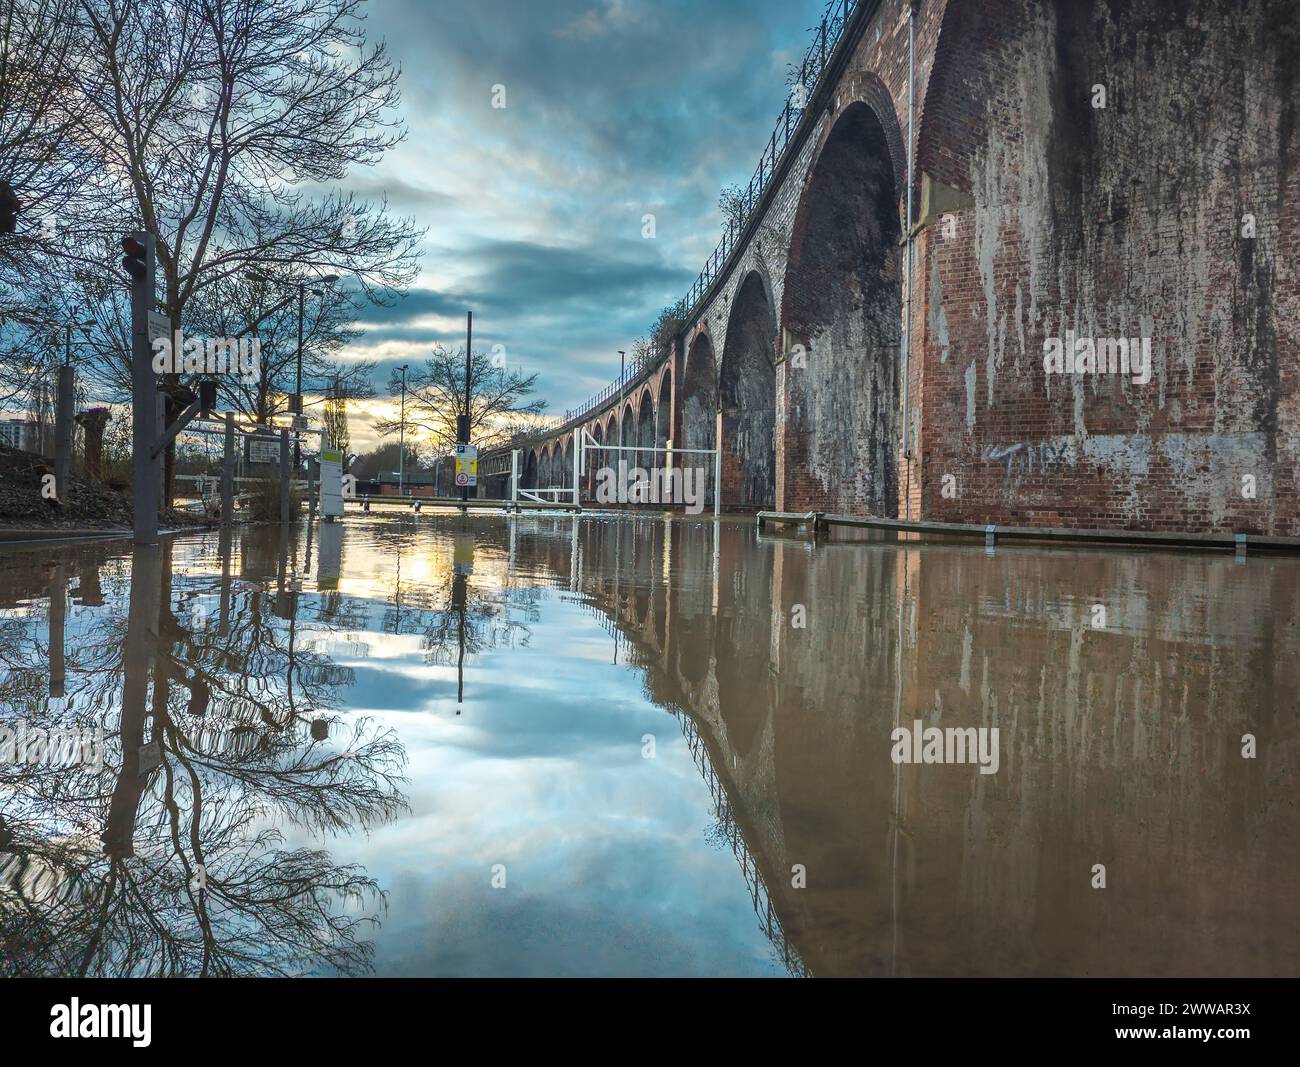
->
[509,0,1298,535]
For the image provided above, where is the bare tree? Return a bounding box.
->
[321,376,351,457]
[375,345,546,457]
[58,0,423,498]
[0,0,99,403]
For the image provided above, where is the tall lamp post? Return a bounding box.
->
[617,349,626,450]
[398,363,408,497]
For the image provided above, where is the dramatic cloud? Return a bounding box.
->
[336,0,826,444]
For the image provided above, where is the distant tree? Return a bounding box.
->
[350,442,419,482]
[375,345,545,455]
[649,300,688,359]
[322,377,351,458]
[718,182,747,232]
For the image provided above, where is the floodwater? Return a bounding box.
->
[0,514,1296,977]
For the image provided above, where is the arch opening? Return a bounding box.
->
[781,101,902,516]
[720,270,777,509]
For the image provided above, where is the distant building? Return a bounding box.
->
[379,472,435,498]
[0,419,29,450]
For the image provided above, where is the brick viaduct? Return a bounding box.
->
[483,0,1299,536]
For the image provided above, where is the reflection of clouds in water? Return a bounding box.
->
[281,577,783,977]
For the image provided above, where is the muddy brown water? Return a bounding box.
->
[0,514,1295,976]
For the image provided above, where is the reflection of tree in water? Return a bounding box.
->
[371,530,546,664]
[416,579,544,667]
[0,539,407,976]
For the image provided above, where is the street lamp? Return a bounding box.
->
[617,350,626,450]
[398,364,408,497]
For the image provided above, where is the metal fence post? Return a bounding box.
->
[222,412,234,524]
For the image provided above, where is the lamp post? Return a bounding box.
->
[617,349,626,450]
[398,364,408,497]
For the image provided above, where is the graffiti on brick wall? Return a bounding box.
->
[983,438,1073,487]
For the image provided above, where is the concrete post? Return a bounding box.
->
[156,391,167,514]
[54,365,74,505]
[222,412,235,524]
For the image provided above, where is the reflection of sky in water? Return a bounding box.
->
[278,533,784,977]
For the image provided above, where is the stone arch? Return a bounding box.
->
[654,369,673,457]
[561,435,573,490]
[523,448,538,490]
[619,399,635,453]
[681,332,718,505]
[635,386,655,465]
[720,268,778,509]
[586,420,604,499]
[781,97,903,517]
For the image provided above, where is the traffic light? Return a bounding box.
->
[0,182,19,234]
[121,234,148,279]
[198,380,217,415]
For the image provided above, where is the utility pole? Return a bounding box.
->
[398,364,408,497]
[460,310,472,509]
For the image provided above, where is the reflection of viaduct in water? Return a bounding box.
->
[564,591,810,977]
[509,515,1299,978]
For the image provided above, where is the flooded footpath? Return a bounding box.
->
[0,514,1296,977]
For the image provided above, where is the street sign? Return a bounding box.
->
[292,415,310,431]
[454,443,478,488]
[147,311,170,343]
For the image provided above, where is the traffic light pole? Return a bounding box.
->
[129,231,160,545]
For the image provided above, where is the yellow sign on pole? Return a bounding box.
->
[454,443,478,488]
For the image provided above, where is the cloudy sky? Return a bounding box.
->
[341,0,827,449]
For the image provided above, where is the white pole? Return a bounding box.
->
[713,443,721,518]
[901,2,916,519]
[511,449,519,507]
[572,433,581,507]
[664,437,671,503]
